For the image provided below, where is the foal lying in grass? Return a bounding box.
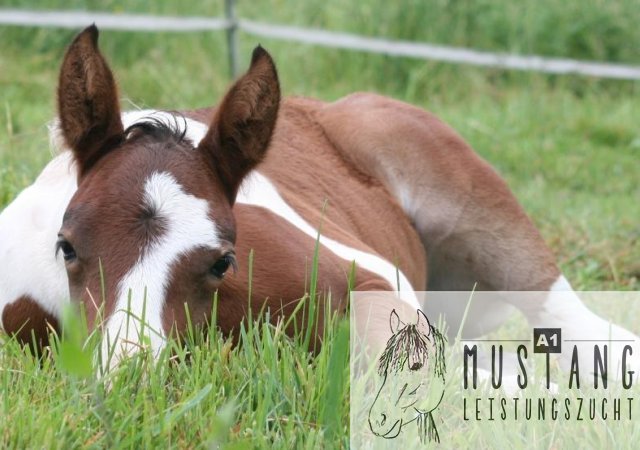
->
[1,26,637,380]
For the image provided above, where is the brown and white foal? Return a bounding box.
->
[0,26,637,376]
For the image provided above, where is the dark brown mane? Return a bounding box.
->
[377,323,446,378]
[124,113,190,146]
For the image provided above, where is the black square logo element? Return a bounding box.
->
[533,328,562,354]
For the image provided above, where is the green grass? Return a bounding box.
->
[0,301,350,448]
[1,0,639,448]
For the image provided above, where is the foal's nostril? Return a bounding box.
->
[379,413,386,425]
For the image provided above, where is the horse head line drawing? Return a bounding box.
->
[368,308,446,444]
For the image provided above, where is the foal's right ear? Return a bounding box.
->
[57,25,124,177]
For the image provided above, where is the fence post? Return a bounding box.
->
[224,0,239,79]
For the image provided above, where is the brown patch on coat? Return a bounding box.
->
[261,97,427,290]
[2,295,59,353]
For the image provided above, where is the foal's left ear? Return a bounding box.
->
[198,46,280,203]
[57,25,124,177]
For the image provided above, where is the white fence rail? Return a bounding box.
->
[1,8,640,81]
[0,9,231,31]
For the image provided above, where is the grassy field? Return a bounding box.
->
[0,0,639,448]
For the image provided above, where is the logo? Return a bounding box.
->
[351,291,640,448]
[533,328,561,354]
[463,325,636,421]
[368,309,447,443]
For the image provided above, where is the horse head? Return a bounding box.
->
[368,308,446,440]
[55,25,279,368]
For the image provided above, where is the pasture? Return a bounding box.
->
[0,0,639,448]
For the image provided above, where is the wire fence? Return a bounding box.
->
[1,7,640,81]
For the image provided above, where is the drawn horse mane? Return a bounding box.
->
[377,318,447,379]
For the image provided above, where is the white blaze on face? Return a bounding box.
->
[101,171,220,369]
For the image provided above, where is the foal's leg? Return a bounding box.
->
[317,93,639,376]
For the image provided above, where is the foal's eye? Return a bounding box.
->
[410,362,423,371]
[209,253,236,279]
[56,237,77,262]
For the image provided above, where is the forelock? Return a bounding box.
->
[377,324,432,376]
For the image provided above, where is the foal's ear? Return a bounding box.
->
[57,25,124,177]
[198,46,280,203]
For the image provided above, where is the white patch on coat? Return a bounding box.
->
[0,152,77,323]
[236,173,421,309]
